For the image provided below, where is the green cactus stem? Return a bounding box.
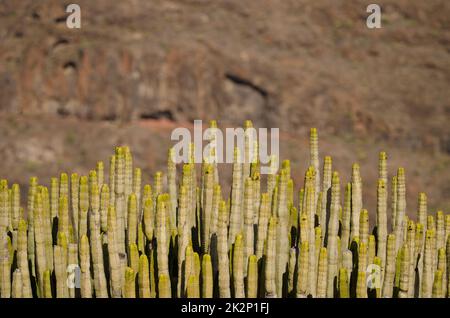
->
[123,267,136,298]
[316,247,328,298]
[233,234,245,298]
[350,164,362,241]
[201,254,213,298]
[296,241,309,298]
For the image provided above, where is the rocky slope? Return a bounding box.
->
[0,0,449,217]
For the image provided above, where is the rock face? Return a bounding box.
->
[0,0,449,213]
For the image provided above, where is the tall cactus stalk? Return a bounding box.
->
[394,168,406,253]
[326,172,340,298]
[316,247,327,298]
[229,148,243,249]
[201,254,213,298]
[296,241,309,298]
[382,234,396,298]
[242,178,254,274]
[217,200,231,298]
[421,229,434,298]
[265,217,277,297]
[350,164,362,241]
[341,183,351,252]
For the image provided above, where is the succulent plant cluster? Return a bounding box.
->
[0,121,448,298]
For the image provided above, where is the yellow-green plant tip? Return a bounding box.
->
[158,273,171,298]
[43,269,52,298]
[338,268,349,298]
[201,254,213,298]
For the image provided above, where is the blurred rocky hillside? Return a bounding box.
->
[0,0,449,218]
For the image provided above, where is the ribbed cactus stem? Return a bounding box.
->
[350,164,362,241]
[316,247,328,298]
[201,164,214,254]
[80,235,92,298]
[358,242,368,279]
[33,192,47,297]
[299,211,308,245]
[368,235,376,266]
[17,220,32,297]
[446,235,450,297]
[26,177,38,278]
[359,209,369,246]
[382,234,396,298]
[109,155,116,209]
[406,221,416,297]
[127,193,137,247]
[418,192,427,231]
[12,269,22,298]
[43,269,52,298]
[265,217,277,297]
[209,184,221,242]
[252,171,261,226]
[70,173,79,237]
[201,254,213,298]
[186,274,199,298]
[233,234,245,298]
[107,206,122,298]
[124,147,133,214]
[398,244,410,298]
[338,268,349,298]
[128,243,139,276]
[89,181,108,297]
[287,247,296,295]
[378,151,388,185]
[391,176,397,232]
[296,241,309,298]
[356,271,367,298]
[217,200,231,298]
[309,128,320,196]
[138,254,150,298]
[123,267,136,298]
[114,147,126,255]
[341,183,351,251]
[177,185,189,297]
[394,168,406,252]
[243,177,254,274]
[229,147,243,249]
[156,194,170,281]
[432,270,443,298]
[246,255,258,298]
[0,232,10,298]
[436,248,446,297]
[97,161,104,187]
[445,216,450,245]
[436,211,445,250]
[167,148,177,231]
[49,178,59,222]
[100,184,109,233]
[39,186,54,273]
[376,179,387,280]
[421,229,434,298]
[11,184,20,230]
[67,243,78,298]
[326,172,340,298]
[54,245,68,298]
[78,176,89,243]
[158,274,171,298]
